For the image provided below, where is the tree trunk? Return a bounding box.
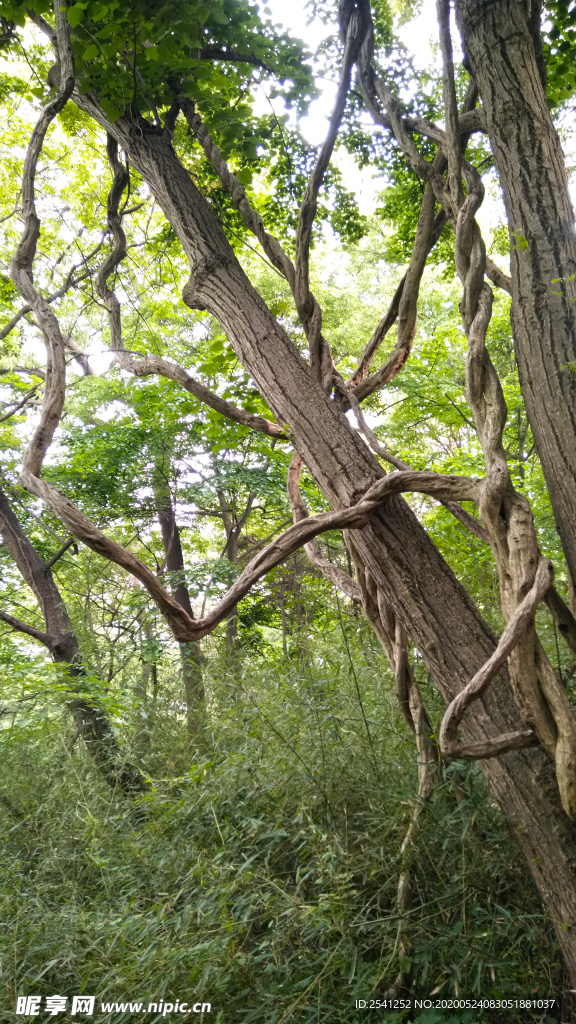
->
[76,104,576,980]
[216,489,240,651]
[152,467,204,730]
[133,619,156,751]
[456,0,576,587]
[0,489,147,793]
[225,536,239,652]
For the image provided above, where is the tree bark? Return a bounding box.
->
[152,466,204,729]
[72,102,576,979]
[0,488,147,793]
[456,0,576,588]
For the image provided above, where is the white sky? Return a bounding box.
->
[258,0,576,223]
[261,0,440,124]
[258,0,443,213]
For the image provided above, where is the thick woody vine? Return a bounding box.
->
[350,0,576,821]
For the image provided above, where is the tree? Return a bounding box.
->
[0,486,147,791]
[151,450,205,727]
[2,0,576,985]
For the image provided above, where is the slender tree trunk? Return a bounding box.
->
[216,489,239,651]
[216,487,256,652]
[225,529,239,652]
[135,661,151,705]
[280,603,289,659]
[133,620,155,751]
[152,467,204,730]
[76,106,576,980]
[456,0,576,587]
[0,489,147,793]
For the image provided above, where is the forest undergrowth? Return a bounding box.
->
[0,622,564,1024]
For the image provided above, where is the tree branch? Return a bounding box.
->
[0,365,45,381]
[43,535,76,570]
[350,81,479,403]
[349,192,443,401]
[0,607,51,646]
[439,499,491,544]
[349,274,407,388]
[195,47,272,70]
[485,256,512,294]
[1,243,104,343]
[20,465,482,643]
[0,382,42,423]
[293,0,372,388]
[115,351,288,438]
[10,2,75,481]
[545,585,576,656]
[181,100,335,389]
[436,0,463,203]
[181,99,295,287]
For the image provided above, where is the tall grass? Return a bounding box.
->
[0,624,565,1023]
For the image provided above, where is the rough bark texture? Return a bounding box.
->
[456,0,576,588]
[62,107,576,978]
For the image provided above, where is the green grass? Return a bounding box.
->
[0,635,565,1023]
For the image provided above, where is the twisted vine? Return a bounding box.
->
[353,0,576,818]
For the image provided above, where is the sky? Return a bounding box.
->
[261,0,440,138]
[255,0,442,213]
[258,0,576,220]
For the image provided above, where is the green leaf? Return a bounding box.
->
[67,4,86,27]
[512,231,529,251]
[101,96,120,122]
[82,44,99,61]
[211,7,230,24]
[87,1,108,17]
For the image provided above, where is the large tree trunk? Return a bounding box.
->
[76,104,576,980]
[456,0,576,589]
[0,489,147,793]
[152,467,204,729]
